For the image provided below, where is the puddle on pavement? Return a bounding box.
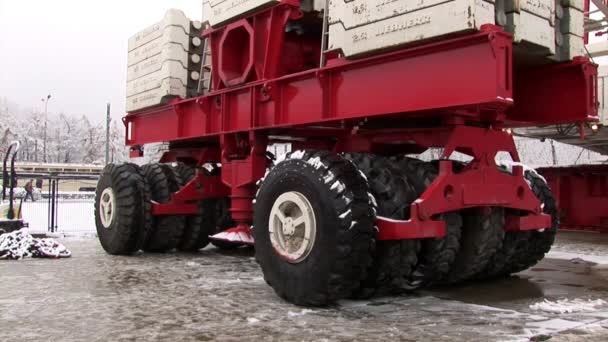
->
[425,257,608,311]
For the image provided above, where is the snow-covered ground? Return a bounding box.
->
[20,200,95,235]
[0,232,607,341]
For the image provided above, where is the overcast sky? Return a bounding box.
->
[0,0,202,122]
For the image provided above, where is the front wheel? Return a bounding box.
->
[253,150,376,306]
[95,163,150,255]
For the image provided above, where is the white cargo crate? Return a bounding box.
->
[503,0,556,55]
[126,77,188,113]
[552,4,585,61]
[561,0,584,11]
[127,9,192,112]
[128,10,191,53]
[328,0,496,58]
[202,0,279,27]
[556,34,585,60]
[560,5,584,36]
[202,0,324,27]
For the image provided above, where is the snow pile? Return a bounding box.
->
[530,299,607,314]
[0,229,71,260]
[287,309,315,318]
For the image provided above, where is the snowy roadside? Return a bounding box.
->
[547,251,608,265]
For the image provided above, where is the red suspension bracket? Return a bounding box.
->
[376,126,552,241]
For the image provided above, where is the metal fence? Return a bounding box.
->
[13,175,99,236]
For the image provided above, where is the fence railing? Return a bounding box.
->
[10,175,99,236]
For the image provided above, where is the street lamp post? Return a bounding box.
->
[105,103,111,165]
[42,94,51,163]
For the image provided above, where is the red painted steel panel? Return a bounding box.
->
[507,58,598,125]
[539,165,608,233]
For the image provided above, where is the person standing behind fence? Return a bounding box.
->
[24,179,35,202]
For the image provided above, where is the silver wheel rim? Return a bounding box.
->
[99,188,116,229]
[268,191,316,263]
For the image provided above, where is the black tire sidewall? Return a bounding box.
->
[254,159,347,302]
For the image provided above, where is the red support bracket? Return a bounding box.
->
[373,126,551,240]
[376,205,446,240]
[505,214,552,232]
[151,171,231,217]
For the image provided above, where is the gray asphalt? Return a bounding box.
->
[1,231,607,341]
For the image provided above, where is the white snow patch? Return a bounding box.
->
[330,181,346,194]
[530,299,608,314]
[547,251,608,265]
[247,317,260,324]
[376,216,411,223]
[323,171,335,184]
[287,309,314,318]
[339,209,351,219]
[275,153,288,164]
[358,170,368,181]
[349,221,358,230]
[0,229,71,259]
[522,318,584,338]
[343,196,352,205]
[307,156,325,170]
[289,150,305,160]
[368,192,377,208]
[210,229,254,245]
[496,160,547,185]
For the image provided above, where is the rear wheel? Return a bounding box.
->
[393,158,463,285]
[446,207,505,283]
[95,163,150,255]
[500,171,559,275]
[345,153,420,298]
[253,150,376,306]
[142,163,186,252]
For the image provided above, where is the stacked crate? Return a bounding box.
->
[501,0,556,57]
[327,0,496,57]
[203,0,279,27]
[126,10,204,112]
[327,0,585,63]
[554,0,586,61]
[202,0,324,27]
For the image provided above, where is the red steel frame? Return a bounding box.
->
[125,1,598,242]
[539,165,608,233]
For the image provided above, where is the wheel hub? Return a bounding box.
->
[268,191,316,263]
[99,188,116,229]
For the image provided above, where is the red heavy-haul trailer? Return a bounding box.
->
[95,1,598,305]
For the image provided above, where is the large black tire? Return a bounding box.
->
[253,150,376,306]
[499,171,559,275]
[173,163,216,252]
[446,207,505,283]
[141,163,186,252]
[344,153,420,298]
[95,163,150,255]
[393,158,463,285]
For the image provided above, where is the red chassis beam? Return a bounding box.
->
[124,25,514,146]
